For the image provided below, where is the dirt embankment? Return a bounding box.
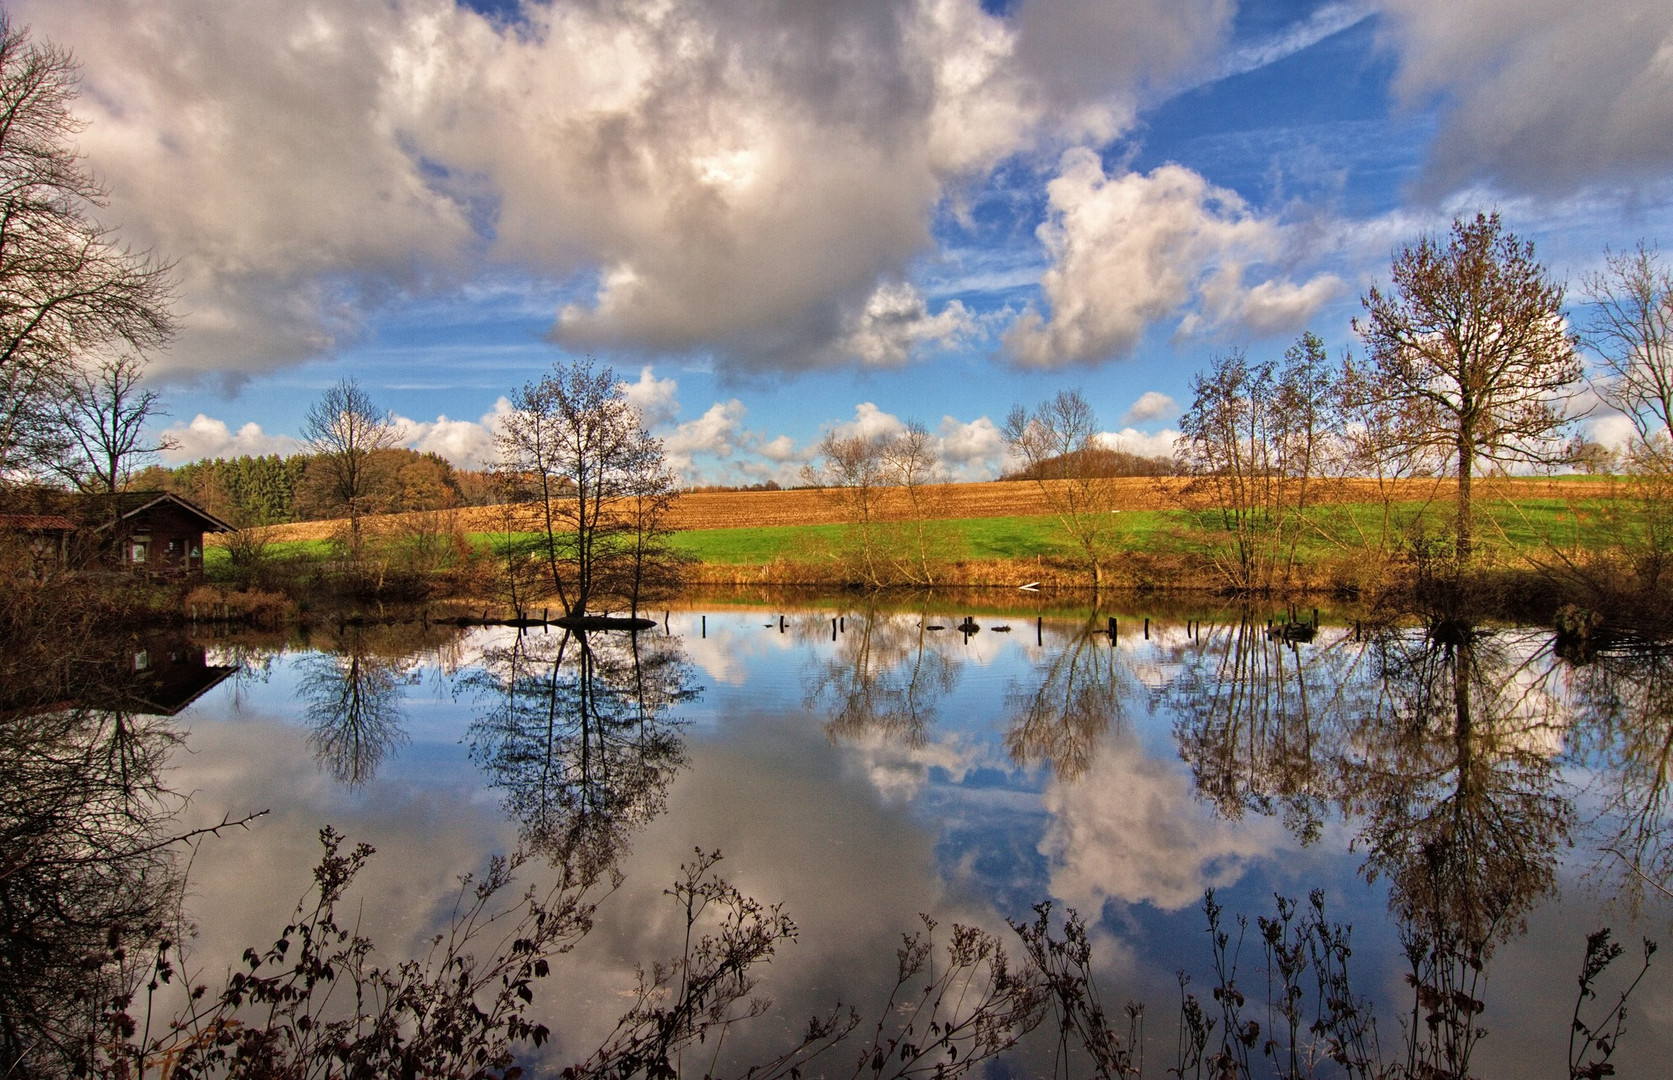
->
[225,475,1615,545]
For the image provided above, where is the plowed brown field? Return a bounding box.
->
[232,476,1614,545]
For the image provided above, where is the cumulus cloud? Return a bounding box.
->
[1585,411,1640,452]
[14,0,1241,382]
[1378,0,1673,197]
[165,399,513,469]
[16,0,481,381]
[665,400,750,467]
[1002,152,1339,368]
[1119,391,1177,426]
[937,415,1007,480]
[1099,427,1181,460]
[657,398,817,486]
[1012,0,1234,139]
[827,402,910,443]
[158,415,304,463]
[390,398,513,469]
[840,283,973,367]
[618,365,680,428]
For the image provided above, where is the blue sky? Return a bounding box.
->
[21,0,1673,484]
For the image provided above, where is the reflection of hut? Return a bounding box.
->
[109,639,239,716]
[0,489,234,576]
[0,636,237,720]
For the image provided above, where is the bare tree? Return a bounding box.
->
[52,352,174,493]
[302,379,398,561]
[615,425,685,616]
[881,419,953,584]
[1579,244,1673,593]
[496,359,681,618]
[1354,212,1580,560]
[0,17,174,480]
[1585,242,1673,444]
[803,430,893,586]
[1003,390,1116,590]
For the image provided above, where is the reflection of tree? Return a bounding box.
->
[1347,622,1573,947]
[806,605,959,748]
[299,627,411,787]
[467,629,696,871]
[1163,616,1365,843]
[0,704,183,1076]
[1169,616,1573,947]
[1168,615,1577,1077]
[1567,641,1673,910]
[1004,616,1133,781]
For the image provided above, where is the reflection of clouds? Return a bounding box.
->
[542,714,1022,1069]
[839,727,987,802]
[168,716,520,1006]
[680,627,759,686]
[675,614,805,686]
[1041,736,1284,911]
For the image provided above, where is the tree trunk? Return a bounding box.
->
[1456,434,1474,562]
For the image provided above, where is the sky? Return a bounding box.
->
[18,0,1673,485]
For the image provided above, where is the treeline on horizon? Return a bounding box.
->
[130,449,498,528]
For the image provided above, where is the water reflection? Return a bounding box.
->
[1348,620,1572,947]
[299,628,413,787]
[1163,615,1352,843]
[805,603,959,748]
[466,627,697,871]
[0,636,198,1077]
[1567,638,1673,911]
[1005,615,1133,781]
[12,602,1673,1076]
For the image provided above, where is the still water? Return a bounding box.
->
[15,601,1673,1076]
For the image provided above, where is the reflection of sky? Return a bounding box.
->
[167,609,1673,1075]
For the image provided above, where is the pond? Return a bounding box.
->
[5,599,1673,1078]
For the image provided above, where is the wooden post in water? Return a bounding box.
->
[702,615,707,638]
[1143,617,1149,640]
[1036,616,1043,645]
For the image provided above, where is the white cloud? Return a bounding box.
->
[936,415,1007,480]
[665,399,750,468]
[618,365,680,428]
[13,0,1237,381]
[1379,0,1673,196]
[828,402,910,443]
[158,415,304,463]
[1002,152,1339,368]
[390,398,513,470]
[1585,411,1639,451]
[1191,272,1344,337]
[840,283,973,367]
[1099,427,1181,460]
[757,434,800,463]
[1012,0,1234,139]
[1119,391,1177,426]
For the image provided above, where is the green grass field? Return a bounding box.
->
[663,495,1625,565]
[204,493,1626,579]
